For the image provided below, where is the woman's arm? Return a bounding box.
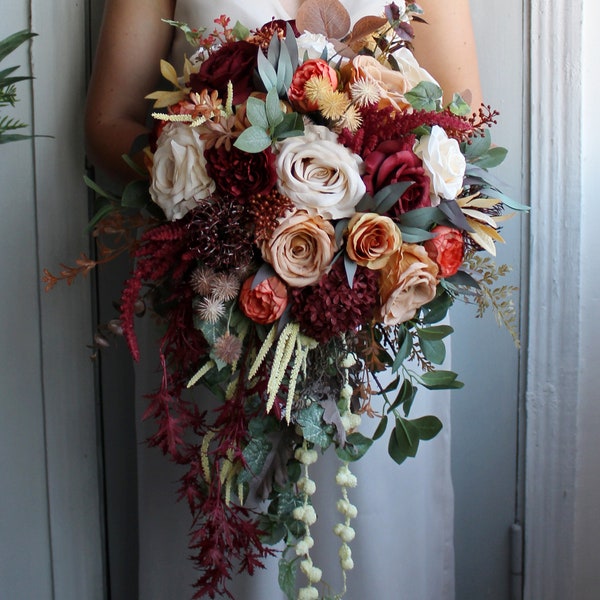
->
[85,0,176,180]
[412,0,483,109]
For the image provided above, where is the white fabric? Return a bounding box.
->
[137,2,455,599]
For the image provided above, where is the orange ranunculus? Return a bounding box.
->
[238,275,288,324]
[346,212,402,270]
[424,225,464,278]
[260,209,337,287]
[288,59,338,112]
[379,243,439,325]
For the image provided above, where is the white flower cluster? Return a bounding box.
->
[294,444,321,600]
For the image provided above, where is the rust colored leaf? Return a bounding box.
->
[296,0,351,39]
[346,15,388,45]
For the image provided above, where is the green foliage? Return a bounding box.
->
[405,81,443,111]
[278,557,297,600]
[0,30,36,144]
[388,414,443,465]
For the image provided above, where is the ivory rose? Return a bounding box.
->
[296,33,337,61]
[346,213,402,270]
[413,125,466,201]
[351,50,438,111]
[288,59,338,112]
[150,123,215,221]
[424,225,464,278]
[379,243,439,325]
[239,275,288,324]
[276,124,365,220]
[261,209,337,287]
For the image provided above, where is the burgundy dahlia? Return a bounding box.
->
[290,259,379,343]
[204,144,277,199]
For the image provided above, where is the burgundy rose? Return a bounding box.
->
[204,144,277,199]
[189,41,258,105]
[363,138,431,217]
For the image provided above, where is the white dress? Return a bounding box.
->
[137,2,455,599]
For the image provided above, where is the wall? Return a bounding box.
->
[574,0,600,596]
[0,0,103,598]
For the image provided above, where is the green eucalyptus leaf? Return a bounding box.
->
[411,415,443,441]
[336,432,373,462]
[419,337,446,365]
[272,111,304,140]
[416,325,454,340]
[246,95,269,129]
[276,40,294,94]
[355,192,376,212]
[121,179,150,208]
[398,206,445,229]
[472,146,508,169]
[393,417,420,457]
[444,270,480,289]
[388,428,408,465]
[462,128,491,159]
[392,327,413,372]
[479,188,530,212]
[234,126,272,153]
[374,182,412,214]
[448,92,472,116]
[387,378,416,413]
[422,289,454,324]
[405,81,443,111]
[266,87,284,128]
[257,49,278,90]
[284,23,299,69]
[399,225,436,243]
[83,174,120,201]
[419,370,464,390]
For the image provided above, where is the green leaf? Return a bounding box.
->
[411,415,443,441]
[284,23,299,71]
[419,337,446,365]
[471,146,508,169]
[479,188,530,212]
[0,30,36,64]
[121,179,150,209]
[266,87,284,128]
[389,417,420,463]
[197,317,227,345]
[392,327,412,372]
[83,174,119,201]
[373,182,412,214]
[355,192,376,212]
[344,253,357,288]
[234,125,272,153]
[85,202,116,233]
[462,128,491,160]
[336,432,373,462]
[246,96,269,129]
[0,132,30,143]
[297,403,332,448]
[257,49,278,91]
[276,39,294,95]
[444,270,480,289]
[398,206,445,230]
[399,225,436,243]
[272,111,304,140]
[422,289,454,324]
[278,558,297,600]
[232,21,251,41]
[419,370,464,390]
[238,436,272,484]
[388,429,408,465]
[405,81,443,111]
[448,92,472,116]
[387,378,416,413]
[372,415,388,441]
[416,325,453,340]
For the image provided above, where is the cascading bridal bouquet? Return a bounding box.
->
[44,1,527,598]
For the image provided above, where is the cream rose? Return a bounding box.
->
[413,125,466,201]
[276,124,366,220]
[150,123,215,220]
[346,212,402,270]
[260,209,337,287]
[296,32,337,60]
[351,50,438,112]
[379,243,438,325]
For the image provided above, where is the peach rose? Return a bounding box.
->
[288,59,338,112]
[346,212,402,270]
[379,243,439,325]
[239,275,288,324]
[261,209,337,287]
[351,50,438,112]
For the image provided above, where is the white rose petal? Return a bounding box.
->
[150,123,215,220]
[297,32,337,60]
[276,124,366,220]
[390,47,439,92]
[413,125,466,201]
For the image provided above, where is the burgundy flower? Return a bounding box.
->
[204,144,277,199]
[189,41,258,104]
[290,259,379,343]
[363,138,431,217]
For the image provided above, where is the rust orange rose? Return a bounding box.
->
[260,209,337,287]
[346,212,402,270]
[288,59,338,112]
[424,225,464,278]
[239,275,288,324]
[379,243,439,325]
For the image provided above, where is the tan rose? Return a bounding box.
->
[260,209,337,287]
[351,50,438,112]
[346,213,402,270]
[379,243,439,325]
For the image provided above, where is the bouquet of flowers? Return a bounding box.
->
[45,1,527,598]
